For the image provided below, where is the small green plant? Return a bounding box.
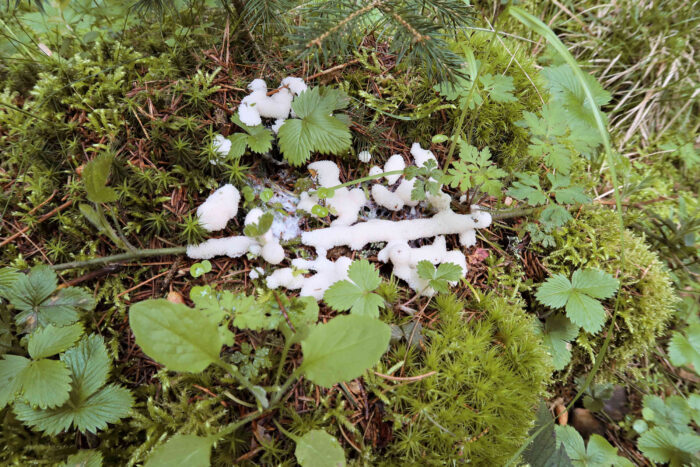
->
[277,87,352,166]
[128,281,391,465]
[323,259,384,318]
[555,425,633,467]
[443,140,506,199]
[227,115,274,159]
[416,260,462,294]
[667,323,700,373]
[633,394,700,466]
[536,268,619,334]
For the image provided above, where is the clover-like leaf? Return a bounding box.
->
[416,261,462,294]
[536,269,619,334]
[324,260,384,318]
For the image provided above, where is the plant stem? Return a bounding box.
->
[313,169,405,196]
[270,367,303,406]
[50,247,187,271]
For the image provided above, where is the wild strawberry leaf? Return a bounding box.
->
[324,260,384,318]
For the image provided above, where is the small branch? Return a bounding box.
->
[50,246,187,272]
[374,370,436,382]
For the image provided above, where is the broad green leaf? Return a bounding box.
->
[278,87,351,166]
[0,354,30,408]
[62,335,111,401]
[540,314,579,371]
[638,426,700,467]
[641,395,693,433]
[227,133,248,159]
[570,269,619,300]
[555,426,586,464]
[28,323,84,359]
[58,450,103,467]
[416,261,462,294]
[14,383,133,435]
[130,299,226,372]
[301,315,391,388]
[295,430,346,467]
[83,152,118,203]
[145,434,213,467]
[565,290,606,334]
[6,265,57,313]
[0,267,20,298]
[667,324,700,373]
[556,425,626,466]
[17,359,72,408]
[347,259,381,292]
[536,274,573,309]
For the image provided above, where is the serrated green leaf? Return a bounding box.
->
[83,152,118,203]
[0,267,20,298]
[540,314,579,371]
[536,274,573,309]
[129,299,225,372]
[14,383,133,435]
[232,294,281,331]
[28,323,84,359]
[556,425,626,467]
[145,434,213,467]
[301,315,390,388]
[17,359,72,408]
[0,354,30,408]
[278,87,351,166]
[227,133,248,158]
[565,290,606,334]
[6,265,57,313]
[59,450,103,467]
[324,260,384,318]
[668,324,700,373]
[295,429,346,467]
[14,335,132,435]
[62,335,111,402]
[638,426,700,466]
[570,269,619,300]
[641,395,693,433]
[555,426,586,464]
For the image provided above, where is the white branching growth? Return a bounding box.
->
[187,102,491,297]
[237,77,308,127]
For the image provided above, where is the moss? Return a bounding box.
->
[374,291,551,465]
[539,208,677,379]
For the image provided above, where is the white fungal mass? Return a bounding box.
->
[188,78,491,298]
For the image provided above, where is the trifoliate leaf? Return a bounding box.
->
[278,87,351,166]
[16,359,72,408]
[295,430,346,467]
[59,450,103,467]
[536,274,573,309]
[479,73,517,103]
[83,152,118,203]
[0,354,30,408]
[667,324,700,373]
[145,434,213,467]
[324,260,384,318]
[129,299,226,372]
[416,261,462,294]
[570,269,619,300]
[227,133,248,158]
[13,335,133,435]
[556,425,629,467]
[28,323,84,359]
[536,269,618,334]
[301,315,390,388]
[641,395,693,433]
[8,267,94,331]
[637,426,700,467]
[540,314,579,371]
[507,173,548,205]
